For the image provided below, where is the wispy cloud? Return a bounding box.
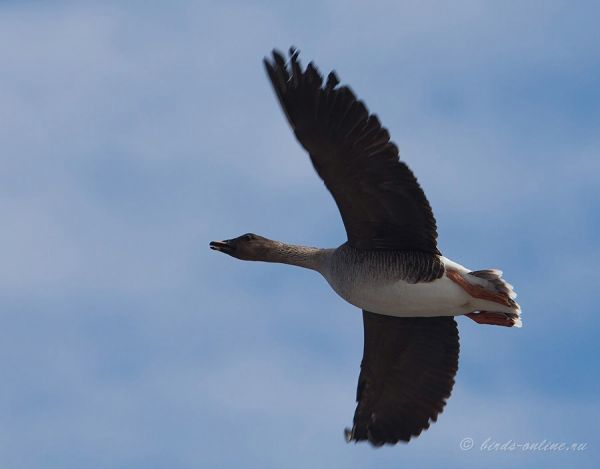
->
[0,1,598,468]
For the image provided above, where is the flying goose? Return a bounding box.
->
[210,48,521,446]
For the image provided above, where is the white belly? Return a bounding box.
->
[327,274,474,317]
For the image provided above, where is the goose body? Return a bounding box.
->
[324,252,471,317]
[210,49,522,446]
[322,247,518,318]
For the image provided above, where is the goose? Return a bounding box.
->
[210,48,521,446]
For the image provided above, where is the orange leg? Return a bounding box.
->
[466,311,515,327]
[446,269,512,307]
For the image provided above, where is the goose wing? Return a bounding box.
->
[264,49,439,253]
[345,311,459,445]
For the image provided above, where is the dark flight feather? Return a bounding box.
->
[346,311,459,445]
[264,49,440,253]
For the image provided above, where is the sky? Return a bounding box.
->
[1,0,599,467]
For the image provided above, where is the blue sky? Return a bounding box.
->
[1,1,599,467]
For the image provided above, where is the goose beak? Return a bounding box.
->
[209,239,233,253]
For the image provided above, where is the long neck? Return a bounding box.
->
[259,241,331,273]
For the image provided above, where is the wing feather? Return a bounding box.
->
[264,49,439,252]
[346,311,459,445]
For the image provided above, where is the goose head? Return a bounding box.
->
[209,233,272,260]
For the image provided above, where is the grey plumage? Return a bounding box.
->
[329,243,445,284]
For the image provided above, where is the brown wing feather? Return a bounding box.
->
[346,311,459,445]
[264,48,439,253]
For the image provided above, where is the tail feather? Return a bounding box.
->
[443,258,522,328]
[468,269,522,327]
[469,269,502,280]
[470,269,519,304]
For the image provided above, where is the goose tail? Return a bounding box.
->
[467,269,522,327]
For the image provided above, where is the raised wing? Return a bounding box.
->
[346,311,459,445]
[264,49,439,253]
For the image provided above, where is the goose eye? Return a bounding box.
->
[244,234,254,241]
